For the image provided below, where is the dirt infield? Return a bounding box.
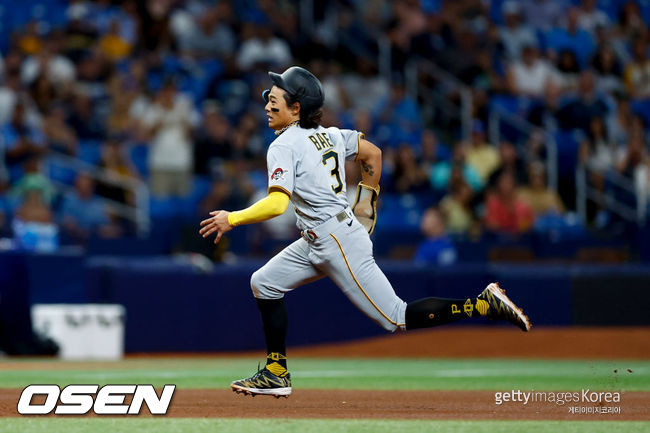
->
[1,389,648,420]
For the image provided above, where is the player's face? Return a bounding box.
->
[265,86,300,130]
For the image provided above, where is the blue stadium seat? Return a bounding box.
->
[78,140,102,165]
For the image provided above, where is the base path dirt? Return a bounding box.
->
[1,389,648,420]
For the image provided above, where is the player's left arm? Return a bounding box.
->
[199,190,290,244]
[353,138,382,234]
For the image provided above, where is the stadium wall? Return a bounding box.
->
[0,252,648,352]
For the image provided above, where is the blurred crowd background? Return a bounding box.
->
[1,0,650,265]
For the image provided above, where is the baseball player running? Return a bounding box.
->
[199,66,531,398]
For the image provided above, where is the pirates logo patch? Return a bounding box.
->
[271,168,287,181]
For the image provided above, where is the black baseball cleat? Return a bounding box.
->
[478,282,531,332]
[231,365,292,398]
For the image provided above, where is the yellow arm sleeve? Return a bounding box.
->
[227,190,290,227]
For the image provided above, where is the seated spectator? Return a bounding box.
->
[499,2,538,61]
[59,173,115,240]
[576,0,610,36]
[1,103,46,181]
[193,102,233,176]
[488,141,527,188]
[414,207,457,266]
[580,117,617,174]
[9,156,56,206]
[439,169,475,235]
[172,5,235,59]
[556,71,609,134]
[66,93,106,141]
[507,45,559,98]
[236,23,292,71]
[42,104,78,155]
[623,38,650,99]
[430,143,483,192]
[12,189,59,252]
[390,145,431,194]
[372,81,421,147]
[20,38,76,86]
[485,170,534,234]
[521,0,564,32]
[95,137,136,205]
[99,20,133,62]
[555,49,581,92]
[544,7,595,68]
[591,45,623,94]
[518,161,565,216]
[139,78,199,197]
[466,121,500,182]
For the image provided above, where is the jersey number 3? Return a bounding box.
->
[322,150,343,194]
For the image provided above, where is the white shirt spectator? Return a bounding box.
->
[21,55,76,85]
[510,59,558,97]
[341,74,389,112]
[141,94,200,172]
[236,37,292,71]
[576,6,610,35]
[499,25,538,60]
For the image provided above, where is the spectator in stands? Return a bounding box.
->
[507,45,559,98]
[373,80,421,147]
[20,38,76,87]
[591,44,624,94]
[430,143,483,192]
[518,161,564,216]
[95,137,136,205]
[99,20,132,62]
[580,117,617,174]
[439,168,475,235]
[236,23,292,71]
[576,0,610,36]
[390,145,430,194]
[623,38,650,99]
[521,0,565,32]
[499,2,538,61]
[616,132,649,205]
[29,73,58,115]
[42,103,78,156]
[66,92,105,140]
[1,102,46,181]
[556,70,609,134]
[14,189,53,225]
[59,172,117,240]
[488,141,527,188]
[466,120,500,182]
[193,102,233,177]
[555,49,581,92]
[616,1,647,43]
[414,207,457,266]
[341,58,389,113]
[139,78,199,197]
[545,7,595,68]
[171,5,235,59]
[8,156,55,207]
[485,170,535,234]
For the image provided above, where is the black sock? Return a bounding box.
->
[256,298,288,369]
[405,297,489,330]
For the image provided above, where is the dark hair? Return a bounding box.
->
[282,93,323,129]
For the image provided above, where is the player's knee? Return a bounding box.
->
[381,321,399,333]
[250,269,281,299]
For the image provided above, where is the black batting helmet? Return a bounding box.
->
[262,66,324,112]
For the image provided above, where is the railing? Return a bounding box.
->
[45,152,151,237]
[576,164,647,225]
[488,107,559,192]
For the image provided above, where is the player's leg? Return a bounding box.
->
[319,224,530,332]
[231,238,323,397]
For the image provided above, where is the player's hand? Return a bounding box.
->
[199,210,233,244]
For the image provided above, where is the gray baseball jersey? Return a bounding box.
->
[251,124,407,332]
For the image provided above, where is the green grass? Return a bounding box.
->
[1,357,648,391]
[1,419,648,433]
